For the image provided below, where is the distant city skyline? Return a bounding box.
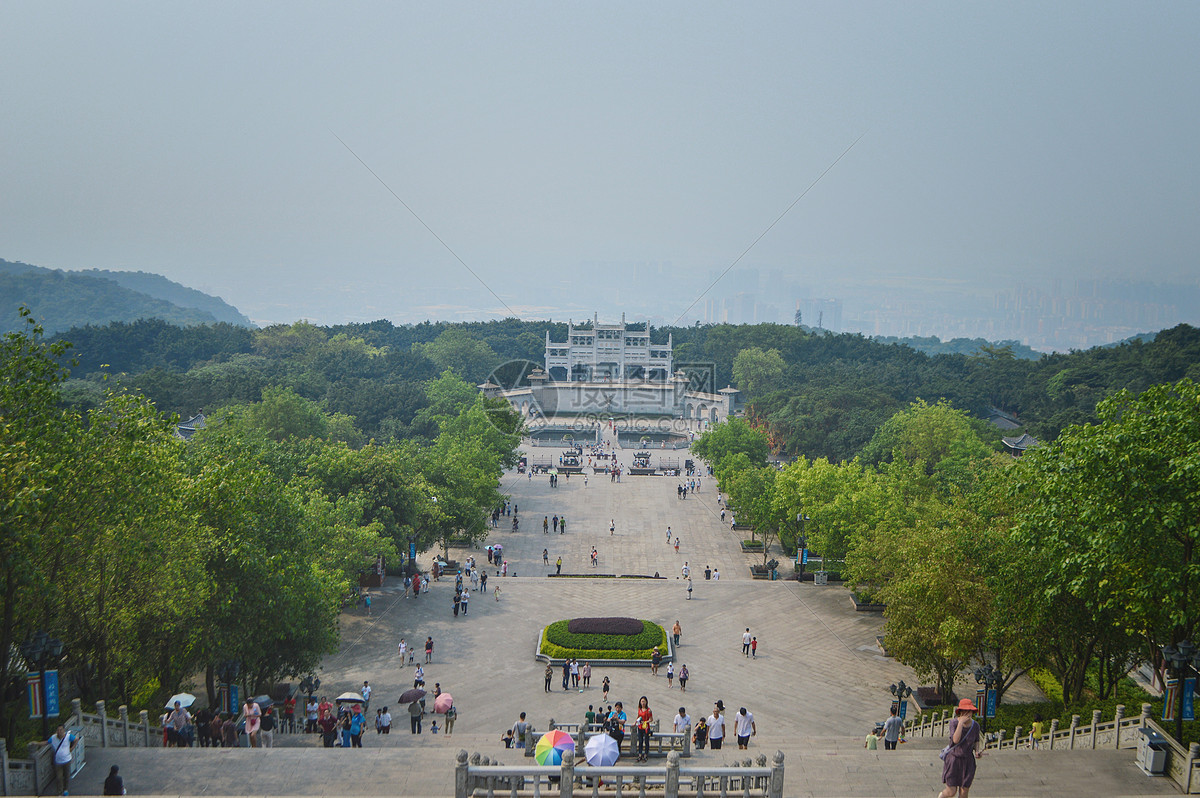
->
[3,3,1198,351]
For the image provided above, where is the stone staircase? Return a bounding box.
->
[68,733,1176,797]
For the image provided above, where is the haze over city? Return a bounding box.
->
[3,2,1198,350]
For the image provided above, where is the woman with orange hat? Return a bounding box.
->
[938,698,982,798]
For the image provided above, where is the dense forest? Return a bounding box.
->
[51,314,1200,463]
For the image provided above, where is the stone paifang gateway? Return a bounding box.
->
[482,314,738,427]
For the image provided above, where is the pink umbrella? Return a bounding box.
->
[434,693,454,714]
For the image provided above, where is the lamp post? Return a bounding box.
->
[973,664,1002,734]
[216,660,241,715]
[20,631,64,738]
[890,680,913,723]
[794,513,810,577]
[1160,640,1199,743]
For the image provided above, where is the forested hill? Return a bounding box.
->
[1,259,253,334]
[48,314,1200,464]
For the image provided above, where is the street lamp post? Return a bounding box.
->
[216,660,241,715]
[973,664,1002,734]
[890,680,913,723]
[19,631,64,739]
[794,513,810,577]
[1160,640,1199,743]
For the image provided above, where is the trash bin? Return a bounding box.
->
[1137,727,1168,775]
[814,571,829,586]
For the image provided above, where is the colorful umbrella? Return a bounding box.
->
[534,729,575,766]
[584,733,620,766]
[433,692,453,714]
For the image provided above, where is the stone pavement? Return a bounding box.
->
[65,437,1177,795]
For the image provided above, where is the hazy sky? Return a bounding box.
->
[3,2,1197,328]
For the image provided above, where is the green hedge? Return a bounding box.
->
[541,620,667,660]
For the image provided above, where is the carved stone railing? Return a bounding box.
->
[456,749,784,798]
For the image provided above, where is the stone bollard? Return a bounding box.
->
[1048,719,1059,750]
[455,750,469,798]
[560,750,575,798]
[1187,742,1200,794]
[1014,726,1023,750]
[96,700,108,747]
[71,697,82,727]
[996,730,1005,750]
[665,750,681,798]
[1114,705,1125,748]
[768,751,785,798]
[941,709,949,735]
[140,709,150,746]
[683,723,692,757]
[1140,703,1152,728]
[1069,715,1080,749]
[1091,710,1102,749]
[119,705,130,747]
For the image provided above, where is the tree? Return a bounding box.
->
[1009,379,1200,713]
[860,399,994,494]
[691,418,769,470]
[725,464,782,567]
[412,328,499,384]
[732,347,785,398]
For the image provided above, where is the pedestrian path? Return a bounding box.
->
[74,438,1172,796]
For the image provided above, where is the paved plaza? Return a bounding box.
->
[70,437,1176,796]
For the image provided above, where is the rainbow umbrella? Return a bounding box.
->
[534,729,575,766]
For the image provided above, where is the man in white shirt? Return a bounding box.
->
[742,629,752,657]
[673,707,692,734]
[306,698,319,733]
[708,701,726,750]
[45,725,77,795]
[734,707,756,749]
[361,680,372,705]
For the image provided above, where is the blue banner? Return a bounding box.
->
[409,542,417,561]
[801,549,808,565]
[1184,677,1196,722]
[985,688,998,719]
[44,670,60,718]
[898,699,908,720]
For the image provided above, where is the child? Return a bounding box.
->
[1030,713,1044,749]
[502,729,515,748]
[864,727,879,749]
[693,716,708,750]
[494,585,502,602]
[430,720,439,735]
[750,637,758,658]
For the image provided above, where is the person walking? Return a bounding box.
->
[672,620,682,646]
[707,702,726,750]
[679,664,689,692]
[610,519,615,535]
[243,699,262,747]
[581,661,591,687]
[45,725,78,796]
[666,662,675,688]
[544,664,553,692]
[666,526,672,543]
[673,707,692,734]
[751,637,758,658]
[881,705,904,750]
[734,707,756,749]
[561,660,570,691]
[444,704,457,736]
[555,556,562,575]
[635,696,653,762]
[543,549,549,565]
[650,646,662,675]
[938,699,982,798]
[674,538,680,553]
[260,707,276,748]
[513,712,530,749]
[602,676,611,702]
[425,636,434,663]
[460,589,469,615]
[687,577,693,600]
[409,701,424,734]
[570,658,580,688]
[742,629,752,657]
[544,516,549,534]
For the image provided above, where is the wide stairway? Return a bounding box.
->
[70,732,1176,797]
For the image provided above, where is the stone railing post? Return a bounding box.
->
[1091,710,1101,749]
[455,750,469,798]
[140,710,150,746]
[1048,719,1059,750]
[1014,726,1023,750]
[1069,715,1079,749]
[683,723,692,757]
[27,742,42,794]
[1114,705,1125,749]
[560,751,575,798]
[1186,742,1200,794]
[1140,703,1152,728]
[70,698,82,726]
[96,700,108,747]
[995,730,1005,751]
[524,726,535,757]
[119,705,130,747]
[941,709,949,735]
[768,750,785,798]
[665,750,681,798]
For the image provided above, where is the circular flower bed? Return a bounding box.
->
[540,617,668,661]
